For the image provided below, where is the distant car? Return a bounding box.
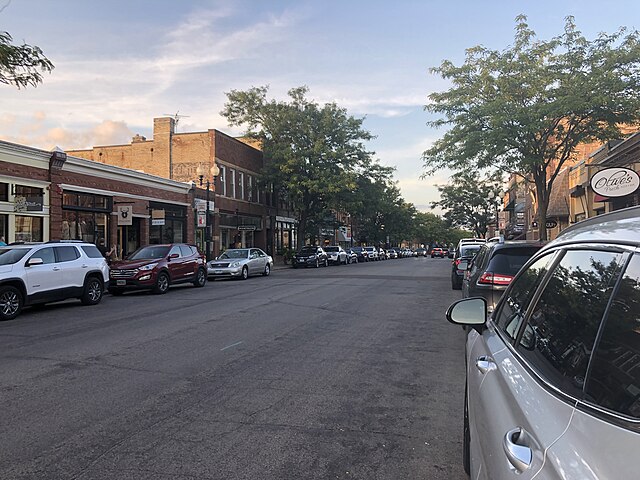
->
[109,243,207,295]
[363,246,379,261]
[451,243,483,290]
[208,248,273,280]
[415,248,427,257]
[431,248,445,258]
[0,241,109,321]
[345,248,359,264]
[324,246,349,265]
[386,249,398,259]
[350,246,369,262]
[462,240,544,312]
[378,248,388,260]
[447,247,455,258]
[292,246,328,268]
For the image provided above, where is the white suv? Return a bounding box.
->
[0,241,109,321]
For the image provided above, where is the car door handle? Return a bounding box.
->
[52,267,61,271]
[81,264,89,268]
[475,356,496,374]
[503,427,532,472]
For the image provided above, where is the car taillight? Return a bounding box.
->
[478,272,514,286]
[455,259,461,266]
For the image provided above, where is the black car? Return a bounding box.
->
[461,240,545,312]
[292,246,328,268]
[350,246,369,262]
[450,243,484,290]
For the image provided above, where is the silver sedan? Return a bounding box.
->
[207,248,273,280]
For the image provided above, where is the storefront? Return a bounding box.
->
[274,215,297,254]
[61,191,111,243]
[0,178,49,243]
[218,212,262,250]
[149,202,187,244]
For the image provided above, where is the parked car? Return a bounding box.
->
[378,248,388,260]
[431,247,446,258]
[450,243,483,290]
[208,248,273,279]
[415,248,427,257]
[345,248,359,264]
[446,205,640,480]
[350,246,369,262]
[109,243,207,295]
[447,247,456,258]
[386,249,398,260]
[0,240,109,321]
[292,246,328,268]
[363,246,379,261]
[324,246,348,265]
[462,240,544,312]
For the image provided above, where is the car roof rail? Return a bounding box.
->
[46,239,85,243]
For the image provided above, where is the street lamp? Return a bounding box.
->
[196,164,220,261]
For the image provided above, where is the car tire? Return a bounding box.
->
[315,259,319,268]
[81,276,104,305]
[193,268,207,288]
[324,259,328,267]
[463,382,471,475]
[0,285,23,321]
[241,266,249,280]
[153,272,170,294]
[263,264,271,276]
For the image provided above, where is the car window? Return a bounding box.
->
[250,249,259,259]
[55,246,80,263]
[585,253,640,418]
[81,245,103,258]
[469,245,488,275]
[460,245,481,257]
[518,249,623,398]
[0,248,30,265]
[179,245,193,257]
[169,246,182,257]
[129,246,170,260]
[487,247,541,276]
[30,247,55,264]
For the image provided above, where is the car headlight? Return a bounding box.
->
[230,261,242,268]
[309,254,317,259]
[139,263,158,271]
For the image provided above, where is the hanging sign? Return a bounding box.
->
[197,212,206,227]
[590,167,640,198]
[151,209,165,226]
[117,206,133,226]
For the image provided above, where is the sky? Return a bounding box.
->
[2,0,639,212]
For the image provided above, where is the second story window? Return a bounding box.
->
[247,176,253,202]
[218,165,226,197]
[230,169,236,199]
[239,172,244,200]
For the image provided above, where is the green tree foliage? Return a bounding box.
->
[431,171,504,238]
[221,86,378,242]
[423,15,640,240]
[0,31,54,88]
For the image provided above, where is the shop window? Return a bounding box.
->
[15,216,43,242]
[14,185,43,212]
[0,214,7,242]
[0,183,8,202]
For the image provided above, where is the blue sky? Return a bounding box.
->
[2,0,639,210]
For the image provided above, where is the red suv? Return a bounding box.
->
[108,244,207,295]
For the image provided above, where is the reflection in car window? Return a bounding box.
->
[30,247,55,264]
[179,245,193,257]
[55,246,80,263]
[495,253,555,339]
[519,250,622,398]
[128,246,170,260]
[586,254,640,418]
[169,246,181,257]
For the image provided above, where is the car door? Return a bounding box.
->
[248,249,261,274]
[544,250,640,479]
[53,245,84,291]
[23,247,62,300]
[167,245,186,281]
[180,245,198,278]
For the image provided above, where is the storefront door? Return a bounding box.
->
[117,219,140,259]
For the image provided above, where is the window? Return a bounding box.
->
[248,176,253,202]
[55,246,80,262]
[239,172,244,200]
[519,249,623,398]
[30,247,55,264]
[15,216,43,242]
[218,165,226,197]
[81,245,104,258]
[495,252,555,340]
[585,254,640,418]
[0,182,8,202]
[179,245,193,257]
[169,246,182,257]
[230,169,236,199]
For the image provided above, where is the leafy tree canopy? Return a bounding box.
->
[221,86,380,242]
[0,31,54,88]
[423,15,640,239]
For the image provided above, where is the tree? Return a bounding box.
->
[423,15,640,240]
[221,86,376,242]
[431,170,503,238]
[1,31,54,88]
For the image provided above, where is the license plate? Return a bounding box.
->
[116,280,126,286]
[214,270,223,274]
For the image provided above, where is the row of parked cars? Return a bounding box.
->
[445,206,640,479]
[0,241,276,321]
[291,245,422,268]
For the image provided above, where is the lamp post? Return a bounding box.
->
[196,164,220,261]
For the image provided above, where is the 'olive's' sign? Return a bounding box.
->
[590,167,640,198]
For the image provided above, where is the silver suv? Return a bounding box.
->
[0,241,109,321]
[447,206,640,479]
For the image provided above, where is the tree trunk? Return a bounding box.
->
[535,178,549,241]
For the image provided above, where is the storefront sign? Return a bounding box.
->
[117,206,133,225]
[197,211,206,227]
[531,220,558,229]
[14,195,43,212]
[238,225,256,231]
[590,167,640,198]
[194,199,214,212]
[151,209,165,226]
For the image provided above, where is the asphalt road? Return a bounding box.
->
[0,256,467,480]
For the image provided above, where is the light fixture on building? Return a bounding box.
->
[50,146,67,170]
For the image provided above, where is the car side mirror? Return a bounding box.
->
[168,253,179,260]
[26,257,44,267]
[446,297,487,330]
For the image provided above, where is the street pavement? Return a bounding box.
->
[0,256,467,480]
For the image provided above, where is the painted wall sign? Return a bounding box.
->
[590,167,640,198]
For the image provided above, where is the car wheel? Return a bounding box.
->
[263,264,271,276]
[109,288,124,296]
[0,285,23,321]
[241,266,249,280]
[324,259,328,267]
[153,272,170,294]
[463,382,471,475]
[81,276,103,305]
[315,259,319,268]
[193,268,207,287]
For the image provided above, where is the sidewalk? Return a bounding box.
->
[271,254,292,271]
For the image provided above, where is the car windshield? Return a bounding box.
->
[128,245,170,260]
[351,247,363,252]
[460,245,481,257]
[0,248,31,265]
[488,247,541,275]
[364,247,375,251]
[218,249,249,259]
[298,247,317,254]
[324,247,339,252]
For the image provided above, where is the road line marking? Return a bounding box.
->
[220,341,243,351]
